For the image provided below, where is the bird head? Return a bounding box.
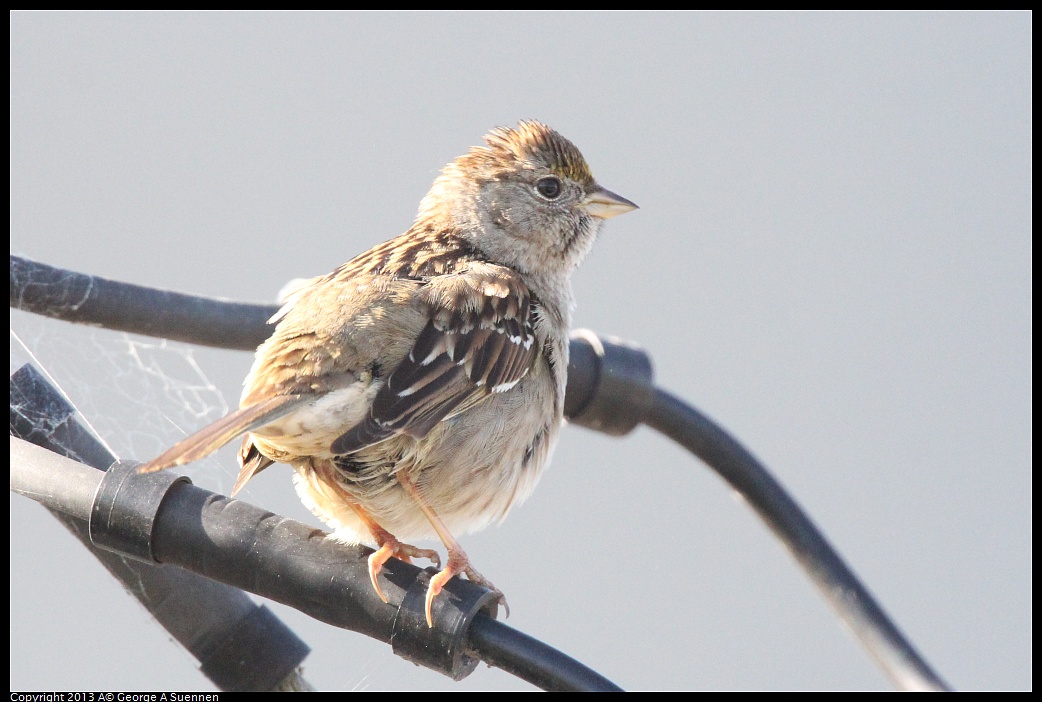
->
[417,121,637,283]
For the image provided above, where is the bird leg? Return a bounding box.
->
[396,471,509,627]
[310,460,440,604]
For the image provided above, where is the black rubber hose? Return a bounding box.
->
[643,387,950,692]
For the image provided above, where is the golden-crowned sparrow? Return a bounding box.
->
[139,121,637,625]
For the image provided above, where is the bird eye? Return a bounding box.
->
[535,176,562,199]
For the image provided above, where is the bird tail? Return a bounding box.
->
[137,394,307,473]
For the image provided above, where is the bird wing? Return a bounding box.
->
[330,263,539,455]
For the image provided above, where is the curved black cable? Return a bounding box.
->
[10,254,274,350]
[643,388,951,691]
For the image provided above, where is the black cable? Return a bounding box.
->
[467,615,623,692]
[642,388,951,692]
[10,254,274,350]
[150,475,621,691]
[10,386,624,691]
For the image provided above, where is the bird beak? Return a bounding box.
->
[581,186,639,220]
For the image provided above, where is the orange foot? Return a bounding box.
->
[306,460,443,605]
[425,548,509,627]
[367,529,441,604]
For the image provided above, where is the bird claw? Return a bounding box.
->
[423,557,509,627]
[367,538,441,603]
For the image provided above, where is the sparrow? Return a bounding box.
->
[139,121,637,626]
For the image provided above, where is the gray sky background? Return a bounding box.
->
[10,12,1030,691]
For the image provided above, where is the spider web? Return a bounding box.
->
[10,307,233,485]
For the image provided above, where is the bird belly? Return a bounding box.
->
[293,389,560,546]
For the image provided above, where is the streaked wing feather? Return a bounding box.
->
[331,269,538,456]
[470,328,507,385]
